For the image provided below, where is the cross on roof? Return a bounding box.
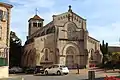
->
[69,5,71,9]
[35,8,38,15]
[68,5,72,12]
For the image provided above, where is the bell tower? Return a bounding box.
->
[28,12,44,37]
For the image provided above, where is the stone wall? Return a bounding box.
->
[87,36,102,64]
[22,42,35,67]
[0,66,8,78]
[34,33,56,66]
[0,6,7,45]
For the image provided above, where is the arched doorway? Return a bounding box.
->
[66,46,78,68]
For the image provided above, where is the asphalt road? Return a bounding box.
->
[10,73,89,80]
[9,70,120,80]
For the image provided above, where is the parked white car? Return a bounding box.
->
[44,64,69,75]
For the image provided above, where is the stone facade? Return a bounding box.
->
[0,2,13,78]
[22,6,103,68]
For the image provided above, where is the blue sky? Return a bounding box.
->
[1,0,120,46]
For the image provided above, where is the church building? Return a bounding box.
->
[22,5,103,68]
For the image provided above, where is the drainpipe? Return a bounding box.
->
[6,8,10,66]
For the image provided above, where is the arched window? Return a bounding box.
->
[45,49,49,61]
[33,22,37,27]
[46,26,55,34]
[90,49,94,60]
[38,23,42,27]
[2,11,8,21]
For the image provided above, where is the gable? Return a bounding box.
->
[53,11,86,30]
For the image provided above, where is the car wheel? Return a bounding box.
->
[57,71,61,75]
[64,73,68,75]
[45,71,48,75]
[41,72,44,74]
[13,71,15,74]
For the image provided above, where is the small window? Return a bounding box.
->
[2,11,8,21]
[0,10,3,20]
[0,26,2,40]
[33,22,37,27]
[38,23,42,27]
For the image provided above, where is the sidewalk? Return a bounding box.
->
[69,67,103,74]
[0,76,24,80]
[69,69,88,74]
[69,68,120,78]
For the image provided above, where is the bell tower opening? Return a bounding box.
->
[27,10,44,38]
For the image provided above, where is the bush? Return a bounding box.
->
[96,63,104,68]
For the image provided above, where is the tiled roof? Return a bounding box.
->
[88,36,100,42]
[28,14,44,22]
[0,2,13,8]
[33,15,42,19]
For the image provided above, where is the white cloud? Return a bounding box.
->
[8,0,55,8]
[88,22,120,46]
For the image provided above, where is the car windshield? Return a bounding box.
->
[60,65,66,68]
[36,66,43,68]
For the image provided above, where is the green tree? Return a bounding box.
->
[9,31,23,67]
[100,40,109,65]
[111,52,120,62]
